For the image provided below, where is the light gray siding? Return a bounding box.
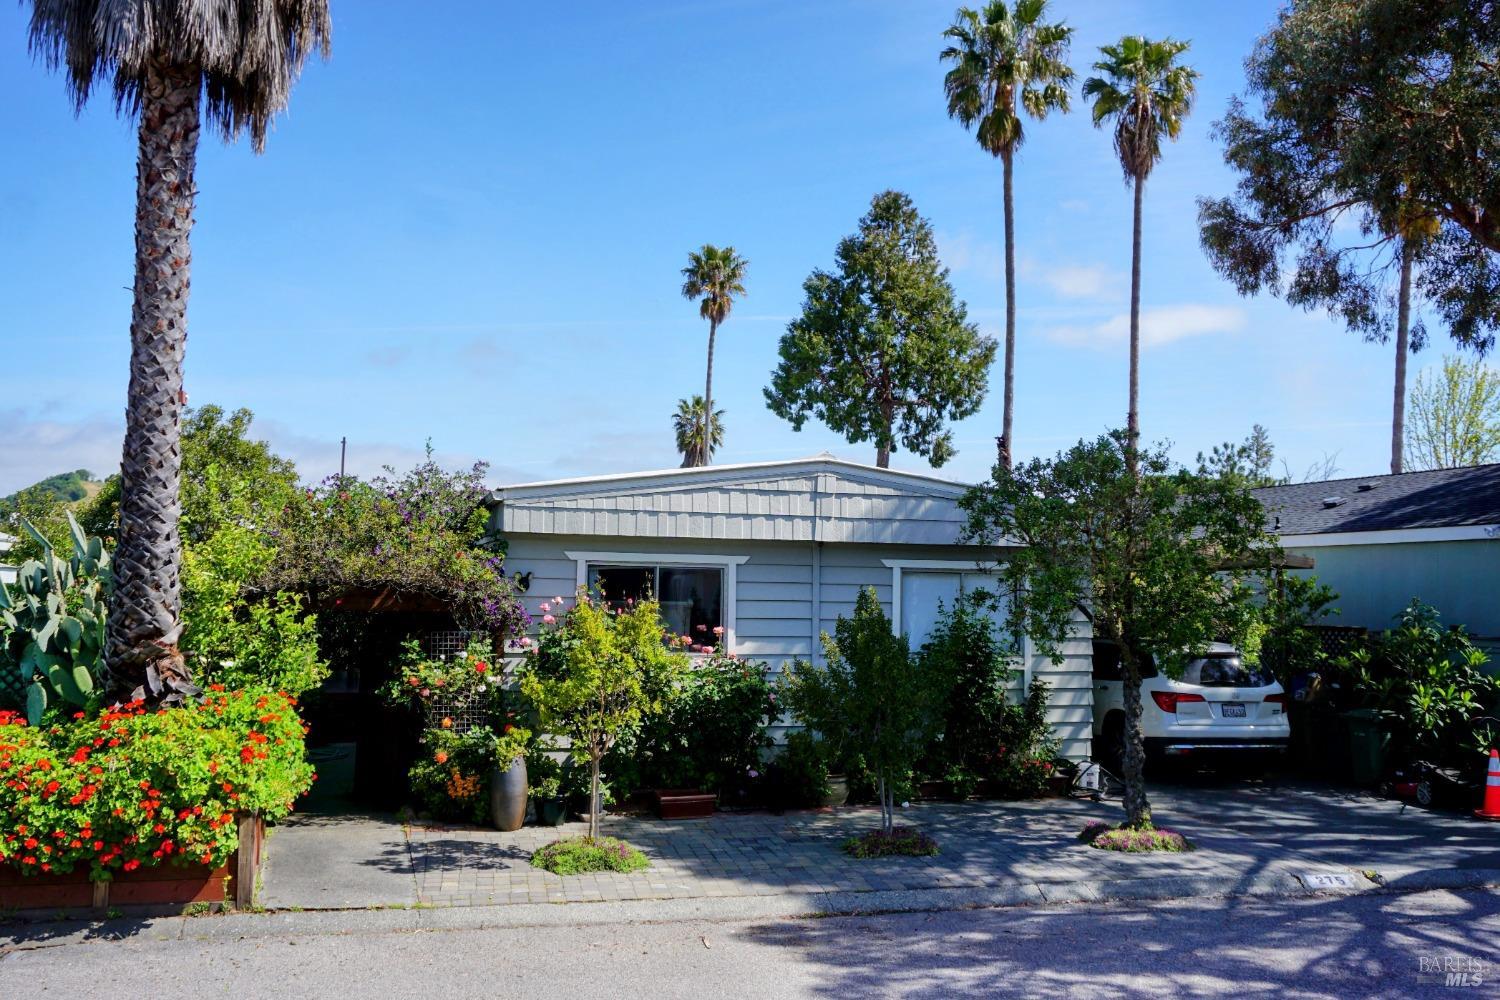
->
[499,532,1093,760]
[1287,538,1500,639]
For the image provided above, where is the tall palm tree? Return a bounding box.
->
[1082,37,1198,472]
[25,1,331,703]
[941,0,1074,471]
[672,396,725,468]
[681,245,748,468]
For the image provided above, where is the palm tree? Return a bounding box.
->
[941,0,1074,471]
[25,1,331,703]
[1082,37,1198,472]
[672,396,725,468]
[681,246,748,467]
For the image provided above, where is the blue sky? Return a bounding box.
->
[2,0,1420,494]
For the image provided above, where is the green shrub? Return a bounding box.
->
[407,727,499,825]
[531,836,649,875]
[915,601,1015,796]
[990,679,1061,799]
[0,688,313,878]
[766,729,831,808]
[1340,600,1499,764]
[842,827,939,858]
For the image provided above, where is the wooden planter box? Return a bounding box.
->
[0,815,262,916]
[652,789,716,820]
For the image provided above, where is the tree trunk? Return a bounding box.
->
[876,399,894,468]
[1392,241,1413,475]
[1126,173,1144,478]
[700,316,719,467]
[999,150,1016,471]
[105,61,201,703]
[588,752,602,841]
[1119,652,1152,829]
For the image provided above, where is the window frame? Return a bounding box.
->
[882,558,1028,688]
[564,550,748,654]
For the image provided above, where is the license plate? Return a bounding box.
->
[1221,703,1247,718]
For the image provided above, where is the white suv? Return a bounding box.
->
[1091,641,1290,772]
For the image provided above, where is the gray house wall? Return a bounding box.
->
[498,531,1094,761]
[1287,538,1500,639]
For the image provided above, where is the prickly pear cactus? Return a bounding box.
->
[0,512,112,724]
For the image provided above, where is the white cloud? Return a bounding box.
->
[1043,304,1248,350]
[1037,263,1118,300]
[936,231,1004,283]
[0,410,121,495]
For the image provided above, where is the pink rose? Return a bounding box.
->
[539,602,551,613]
[712,626,725,635]
[543,614,556,625]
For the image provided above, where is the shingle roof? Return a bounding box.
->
[1252,464,1500,535]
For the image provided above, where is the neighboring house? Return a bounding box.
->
[486,455,1094,760]
[0,531,15,585]
[1254,464,1500,643]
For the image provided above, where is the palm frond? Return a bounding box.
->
[1082,35,1199,181]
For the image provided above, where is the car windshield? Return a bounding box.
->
[1183,655,1274,688]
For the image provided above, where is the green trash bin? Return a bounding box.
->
[1343,709,1389,788]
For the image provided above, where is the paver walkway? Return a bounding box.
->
[260,778,1500,911]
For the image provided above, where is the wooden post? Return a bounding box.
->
[235,814,258,909]
[91,878,109,912]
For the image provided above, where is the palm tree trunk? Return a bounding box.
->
[999,150,1016,471]
[1392,240,1413,475]
[1126,173,1144,477]
[701,317,719,468]
[106,61,201,703]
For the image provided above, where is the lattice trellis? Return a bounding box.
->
[420,630,494,734]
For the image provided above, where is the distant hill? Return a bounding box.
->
[3,469,104,506]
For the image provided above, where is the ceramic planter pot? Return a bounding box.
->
[537,798,568,826]
[490,756,528,832]
[821,773,850,808]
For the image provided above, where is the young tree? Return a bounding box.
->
[681,246,748,467]
[518,595,689,840]
[1082,38,1199,470]
[941,0,1074,469]
[961,432,1275,828]
[672,396,724,468]
[25,1,331,704]
[765,191,996,468]
[1405,356,1500,470]
[782,589,937,834]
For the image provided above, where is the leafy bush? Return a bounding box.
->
[1340,600,1499,764]
[0,688,313,878]
[842,827,939,858]
[1079,820,1193,852]
[605,649,777,800]
[1254,574,1339,687]
[408,727,498,825]
[765,729,832,808]
[782,589,939,833]
[531,836,649,875]
[915,601,1015,797]
[990,679,1062,799]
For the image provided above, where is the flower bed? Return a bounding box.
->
[1078,820,1194,852]
[0,688,311,910]
[841,827,940,858]
[531,836,650,875]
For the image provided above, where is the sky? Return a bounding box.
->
[1,0,1430,495]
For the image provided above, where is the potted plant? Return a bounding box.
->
[489,723,532,832]
[528,747,568,826]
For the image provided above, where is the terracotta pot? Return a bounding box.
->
[821,774,850,808]
[489,757,528,832]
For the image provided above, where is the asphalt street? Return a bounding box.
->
[3,887,1496,998]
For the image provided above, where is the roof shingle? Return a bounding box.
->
[1252,464,1500,535]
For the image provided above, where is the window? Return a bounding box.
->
[896,569,1012,653]
[1183,655,1271,688]
[586,564,724,642]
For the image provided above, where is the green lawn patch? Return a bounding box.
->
[530,836,650,875]
[842,827,940,859]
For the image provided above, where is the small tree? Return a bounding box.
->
[782,589,937,833]
[961,431,1275,828]
[1405,355,1500,470]
[765,190,996,468]
[518,593,689,840]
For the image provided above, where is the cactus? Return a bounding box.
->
[0,512,111,724]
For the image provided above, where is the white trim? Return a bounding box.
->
[563,550,748,652]
[1280,524,1500,548]
[882,558,1029,691]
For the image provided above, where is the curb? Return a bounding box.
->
[5,867,1499,953]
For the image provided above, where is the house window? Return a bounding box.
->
[587,563,724,641]
[898,570,1013,652]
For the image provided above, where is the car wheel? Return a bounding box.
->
[1416,780,1435,808]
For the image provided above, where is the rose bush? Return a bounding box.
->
[0,688,313,878]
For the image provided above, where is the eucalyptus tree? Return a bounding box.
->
[941,0,1074,469]
[1082,37,1199,470]
[24,0,331,702]
[681,246,748,467]
[672,396,724,468]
